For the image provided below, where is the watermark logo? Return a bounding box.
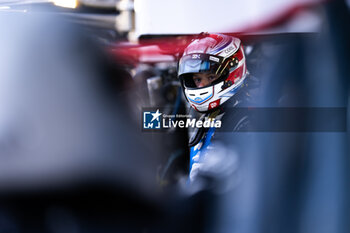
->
[143,109,162,129]
[142,107,346,132]
[142,108,222,131]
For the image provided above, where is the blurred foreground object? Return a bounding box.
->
[0,12,167,233]
[189,2,350,233]
[0,12,212,233]
[0,13,157,193]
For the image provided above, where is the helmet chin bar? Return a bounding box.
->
[185,85,215,105]
[184,73,247,113]
[185,82,223,112]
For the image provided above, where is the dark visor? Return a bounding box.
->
[178,53,223,77]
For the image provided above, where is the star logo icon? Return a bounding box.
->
[150,109,162,122]
[143,109,162,129]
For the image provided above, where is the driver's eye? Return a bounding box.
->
[194,78,201,83]
[208,75,217,81]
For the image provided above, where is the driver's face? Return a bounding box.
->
[193,73,220,88]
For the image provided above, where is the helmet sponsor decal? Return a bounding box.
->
[209,56,220,63]
[191,54,201,59]
[208,99,221,110]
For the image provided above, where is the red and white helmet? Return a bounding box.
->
[178,33,248,112]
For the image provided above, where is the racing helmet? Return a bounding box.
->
[178,33,248,112]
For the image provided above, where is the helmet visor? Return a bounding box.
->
[178,53,223,77]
